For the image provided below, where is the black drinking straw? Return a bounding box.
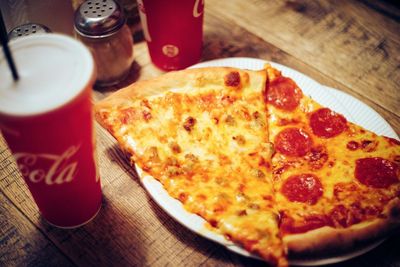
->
[0,9,19,81]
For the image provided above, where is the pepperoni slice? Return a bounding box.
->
[274,127,312,157]
[281,173,323,205]
[355,157,399,188]
[266,76,302,111]
[310,108,347,138]
[224,71,241,87]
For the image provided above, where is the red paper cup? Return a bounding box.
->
[0,34,102,228]
[138,0,204,71]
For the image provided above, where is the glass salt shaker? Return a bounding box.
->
[74,0,134,87]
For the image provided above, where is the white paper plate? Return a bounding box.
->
[138,58,398,265]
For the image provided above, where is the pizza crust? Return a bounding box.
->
[95,67,264,110]
[284,198,400,257]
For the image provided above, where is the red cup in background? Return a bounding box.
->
[0,34,102,228]
[138,0,204,71]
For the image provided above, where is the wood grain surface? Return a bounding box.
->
[1,1,400,266]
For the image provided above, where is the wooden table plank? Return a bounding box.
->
[0,137,42,224]
[0,146,73,267]
[206,0,400,120]
[0,193,73,267]
[359,0,400,21]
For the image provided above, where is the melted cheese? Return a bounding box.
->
[100,69,287,266]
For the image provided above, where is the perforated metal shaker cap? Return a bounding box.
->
[8,23,51,41]
[74,0,126,38]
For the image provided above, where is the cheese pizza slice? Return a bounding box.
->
[95,67,287,266]
[264,65,400,256]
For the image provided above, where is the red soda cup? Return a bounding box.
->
[0,34,102,228]
[138,0,205,71]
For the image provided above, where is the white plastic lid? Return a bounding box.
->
[0,34,94,117]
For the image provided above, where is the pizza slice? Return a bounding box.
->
[264,65,400,256]
[95,67,288,266]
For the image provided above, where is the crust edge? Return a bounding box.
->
[94,67,264,110]
[284,198,400,257]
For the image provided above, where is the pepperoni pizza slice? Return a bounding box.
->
[264,65,400,256]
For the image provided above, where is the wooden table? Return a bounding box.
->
[1,1,400,266]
